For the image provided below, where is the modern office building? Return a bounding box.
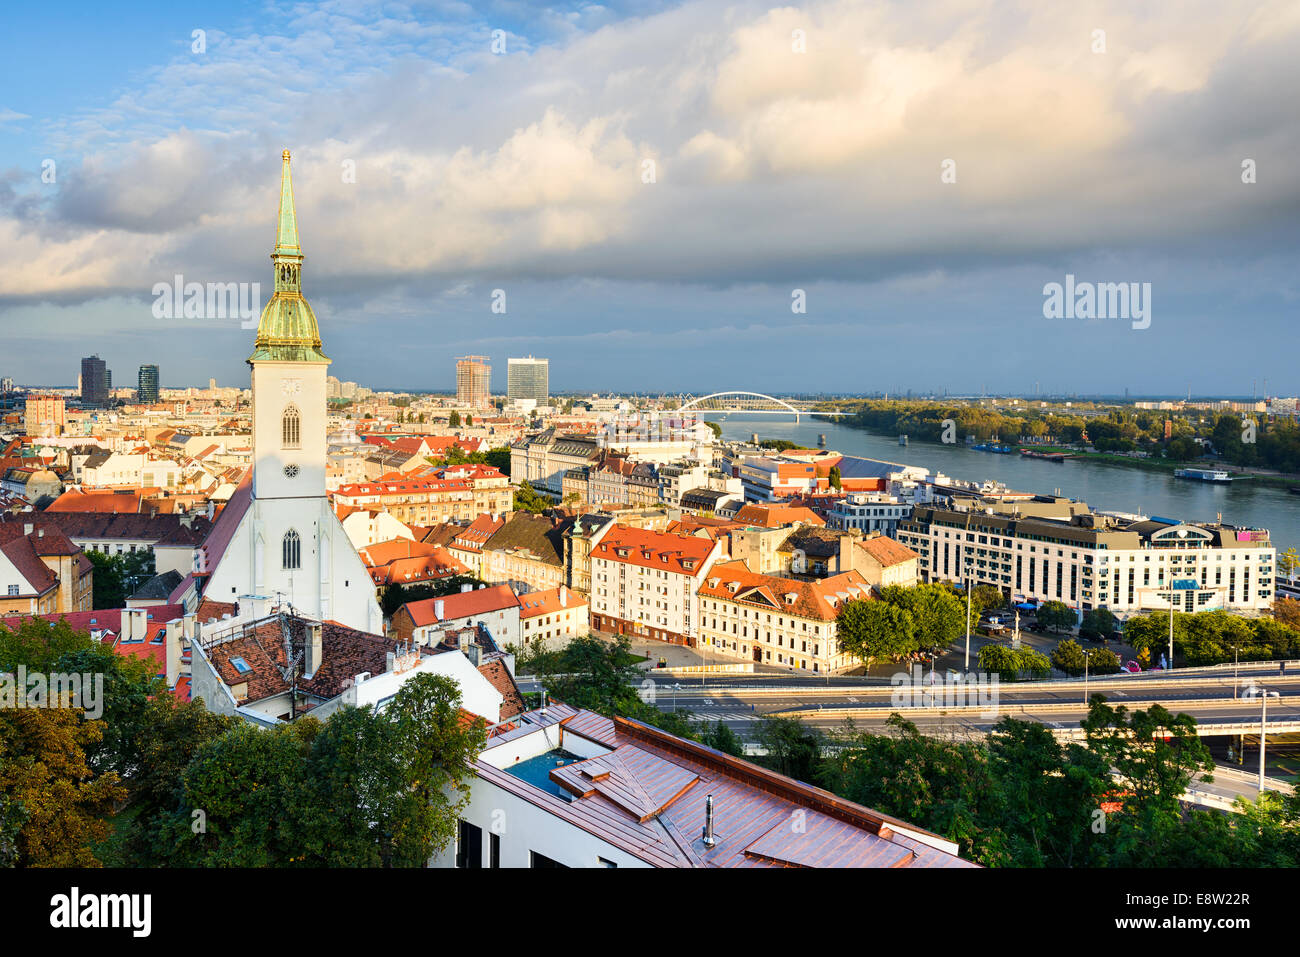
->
[897,504,1276,616]
[507,355,549,405]
[80,355,111,406]
[137,364,160,403]
[456,355,491,408]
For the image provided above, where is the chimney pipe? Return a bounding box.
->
[702,794,716,847]
[304,621,323,678]
[434,598,445,620]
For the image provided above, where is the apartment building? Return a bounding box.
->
[826,492,911,537]
[517,585,588,651]
[0,524,94,616]
[480,512,572,594]
[898,506,1276,615]
[696,560,872,673]
[511,430,601,497]
[332,471,511,525]
[389,584,522,649]
[588,524,724,645]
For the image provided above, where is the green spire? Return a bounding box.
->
[274,148,301,257]
[249,149,329,364]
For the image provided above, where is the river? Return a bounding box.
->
[715,415,1299,553]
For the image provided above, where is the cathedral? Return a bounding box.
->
[199,151,382,633]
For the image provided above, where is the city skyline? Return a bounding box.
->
[1,1,1297,392]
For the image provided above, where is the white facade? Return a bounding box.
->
[899,508,1276,615]
[826,493,910,536]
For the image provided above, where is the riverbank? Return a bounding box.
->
[817,416,1300,491]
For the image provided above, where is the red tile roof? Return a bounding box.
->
[733,503,826,528]
[591,524,718,575]
[858,535,920,568]
[698,560,872,621]
[401,584,520,627]
[477,659,526,719]
[517,586,587,620]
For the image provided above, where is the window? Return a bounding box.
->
[490,832,500,869]
[282,529,302,570]
[456,820,482,869]
[530,851,568,868]
[282,404,301,449]
[6,585,18,596]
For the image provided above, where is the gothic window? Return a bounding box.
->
[282,404,301,449]
[283,529,302,570]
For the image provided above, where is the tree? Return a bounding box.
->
[985,717,1110,867]
[701,721,745,757]
[514,480,552,514]
[755,716,824,783]
[381,673,487,866]
[541,634,650,718]
[1051,638,1088,675]
[828,466,842,490]
[381,575,485,619]
[1079,607,1117,641]
[484,447,511,476]
[158,720,319,866]
[1278,547,1300,581]
[118,696,235,866]
[1036,600,1075,634]
[448,410,461,428]
[823,715,1002,863]
[978,644,1049,681]
[836,599,917,663]
[878,583,965,650]
[0,707,126,866]
[1081,697,1214,863]
[1274,598,1300,630]
[85,548,156,609]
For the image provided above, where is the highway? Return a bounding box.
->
[517,662,1300,739]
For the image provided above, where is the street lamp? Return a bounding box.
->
[963,576,972,673]
[1258,689,1281,794]
[1233,643,1239,700]
[1082,646,1092,705]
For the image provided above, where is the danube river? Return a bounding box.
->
[715,415,1299,553]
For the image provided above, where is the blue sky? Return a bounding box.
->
[1,0,1297,395]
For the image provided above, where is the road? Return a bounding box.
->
[519,663,1300,744]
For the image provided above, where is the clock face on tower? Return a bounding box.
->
[282,378,301,397]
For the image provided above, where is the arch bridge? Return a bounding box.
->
[673,391,847,422]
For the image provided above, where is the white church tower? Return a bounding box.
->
[201,151,382,633]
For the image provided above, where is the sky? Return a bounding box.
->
[0,0,1297,396]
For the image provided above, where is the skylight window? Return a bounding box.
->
[230,656,252,674]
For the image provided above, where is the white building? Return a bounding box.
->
[898,506,1276,615]
[696,560,873,673]
[517,585,588,651]
[434,703,972,868]
[826,492,910,536]
[588,524,724,645]
[391,583,522,650]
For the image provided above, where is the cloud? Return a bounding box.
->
[0,0,1297,392]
